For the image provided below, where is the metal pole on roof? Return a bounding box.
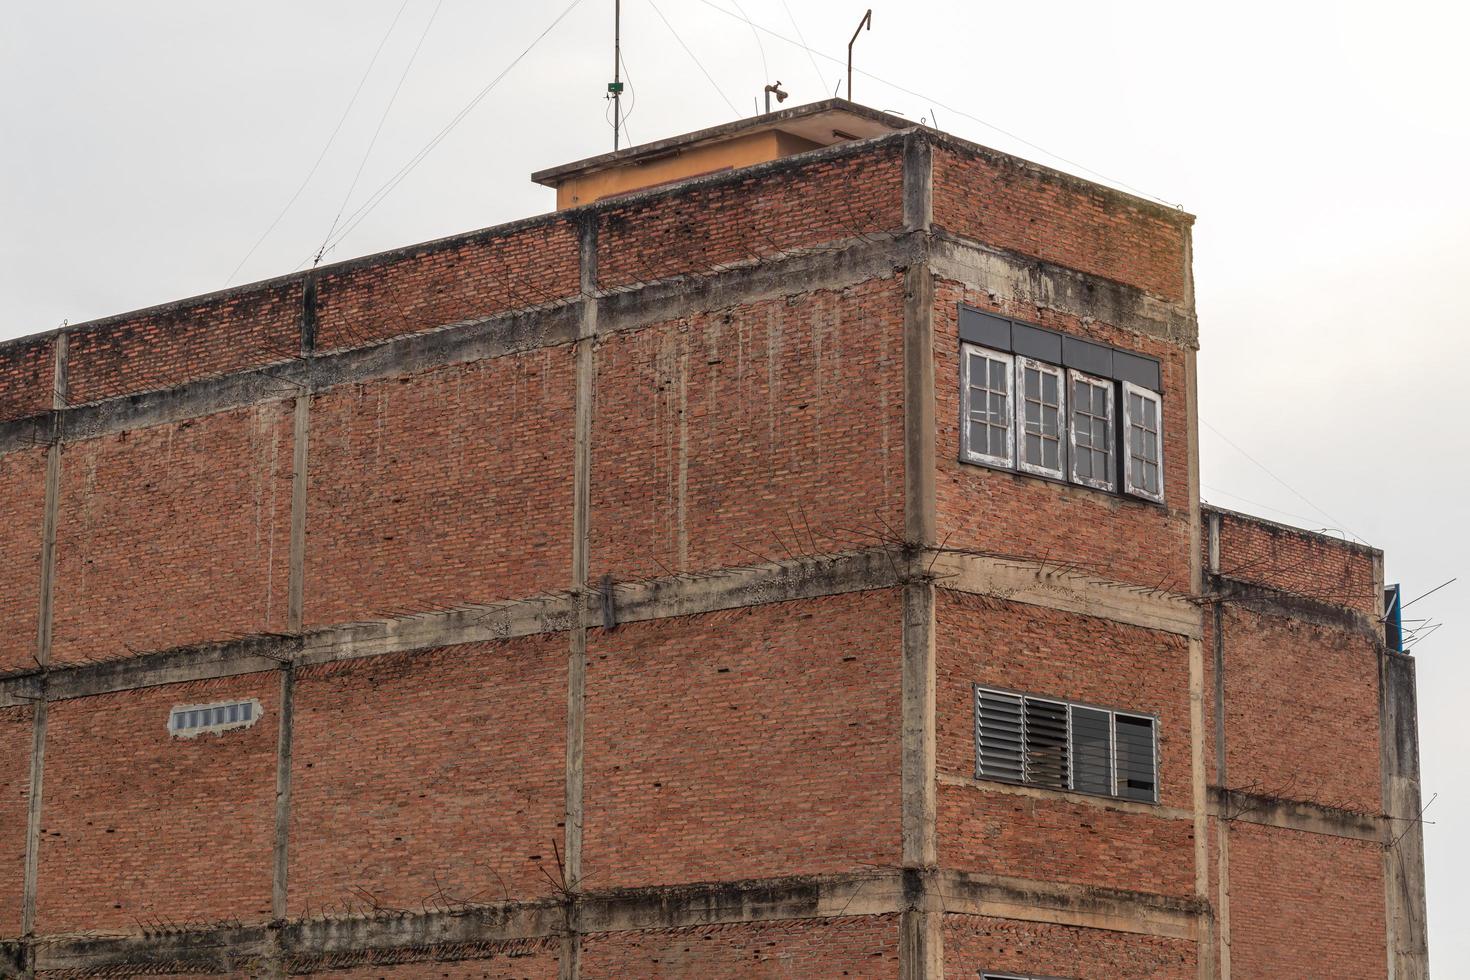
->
[847,9,871,102]
[612,0,623,150]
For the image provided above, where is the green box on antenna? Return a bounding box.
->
[607,81,624,94]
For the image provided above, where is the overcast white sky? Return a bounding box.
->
[3,0,1465,968]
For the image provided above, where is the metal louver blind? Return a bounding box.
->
[976,690,1024,782]
[1022,697,1068,790]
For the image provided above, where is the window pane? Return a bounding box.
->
[977,690,1025,782]
[1071,706,1112,795]
[1023,697,1069,790]
[965,349,1012,463]
[1018,361,1064,476]
[1115,715,1157,801]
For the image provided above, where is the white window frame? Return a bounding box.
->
[1014,357,1066,480]
[960,343,1014,468]
[1122,380,1165,502]
[1066,368,1116,492]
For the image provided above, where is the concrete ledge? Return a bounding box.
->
[937,871,1204,941]
[23,870,1202,974]
[1209,786,1383,841]
[0,549,1216,706]
[930,550,1202,638]
[1209,576,1381,641]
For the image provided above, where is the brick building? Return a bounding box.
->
[0,101,1428,978]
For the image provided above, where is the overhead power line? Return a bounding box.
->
[690,0,1180,208]
[316,0,448,266]
[225,0,413,286]
[312,0,589,264]
[645,0,739,117]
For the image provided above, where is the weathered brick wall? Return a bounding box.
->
[943,914,1196,979]
[64,281,300,405]
[595,144,905,290]
[0,448,45,674]
[36,674,279,932]
[1217,606,1381,812]
[289,637,567,916]
[591,277,905,582]
[936,592,1195,896]
[933,281,1194,592]
[0,333,54,421]
[1226,822,1387,978]
[582,591,902,890]
[291,941,562,979]
[581,916,900,978]
[51,402,294,665]
[1212,507,1380,616]
[932,144,1193,303]
[314,219,581,353]
[305,349,574,627]
[0,706,32,935]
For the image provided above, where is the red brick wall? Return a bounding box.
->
[314,220,581,353]
[1213,509,1379,616]
[0,448,45,674]
[51,403,294,664]
[582,592,902,889]
[943,914,1196,979]
[305,349,574,627]
[0,333,54,421]
[1219,607,1381,812]
[936,593,1195,897]
[932,145,1192,303]
[65,281,300,405]
[933,281,1194,593]
[289,637,566,916]
[1226,822,1387,979]
[595,146,905,290]
[0,705,32,935]
[581,916,900,979]
[37,674,279,932]
[292,941,561,979]
[591,277,905,582]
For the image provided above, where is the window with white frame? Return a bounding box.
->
[1123,382,1164,502]
[1016,358,1065,479]
[974,686,1158,803]
[983,974,1071,980]
[956,307,1165,503]
[962,345,1013,466]
[1068,370,1115,491]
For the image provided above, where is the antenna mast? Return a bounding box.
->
[847,9,871,102]
[610,0,624,150]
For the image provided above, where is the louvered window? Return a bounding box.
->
[974,687,1158,803]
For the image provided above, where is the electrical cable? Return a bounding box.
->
[645,0,739,116]
[225,0,413,286]
[316,0,448,266]
[690,0,1181,208]
[314,0,588,263]
[778,0,829,95]
[1201,419,1362,542]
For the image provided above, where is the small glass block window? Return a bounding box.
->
[169,699,261,738]
[961,344,1014,466]
[1123,382,1164,501]
[1016,358,1065,479]
[1068,370,1115,491]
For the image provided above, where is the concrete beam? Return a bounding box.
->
[929,232,1198,348]
[1209,577,1381,641]
[23,869,1202,975]
[929,550,1201,638]
[1207,787,1382,843]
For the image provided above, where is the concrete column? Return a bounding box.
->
[560,214,599,980]
[1381,651,1429,980]
[899,133,941,980]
